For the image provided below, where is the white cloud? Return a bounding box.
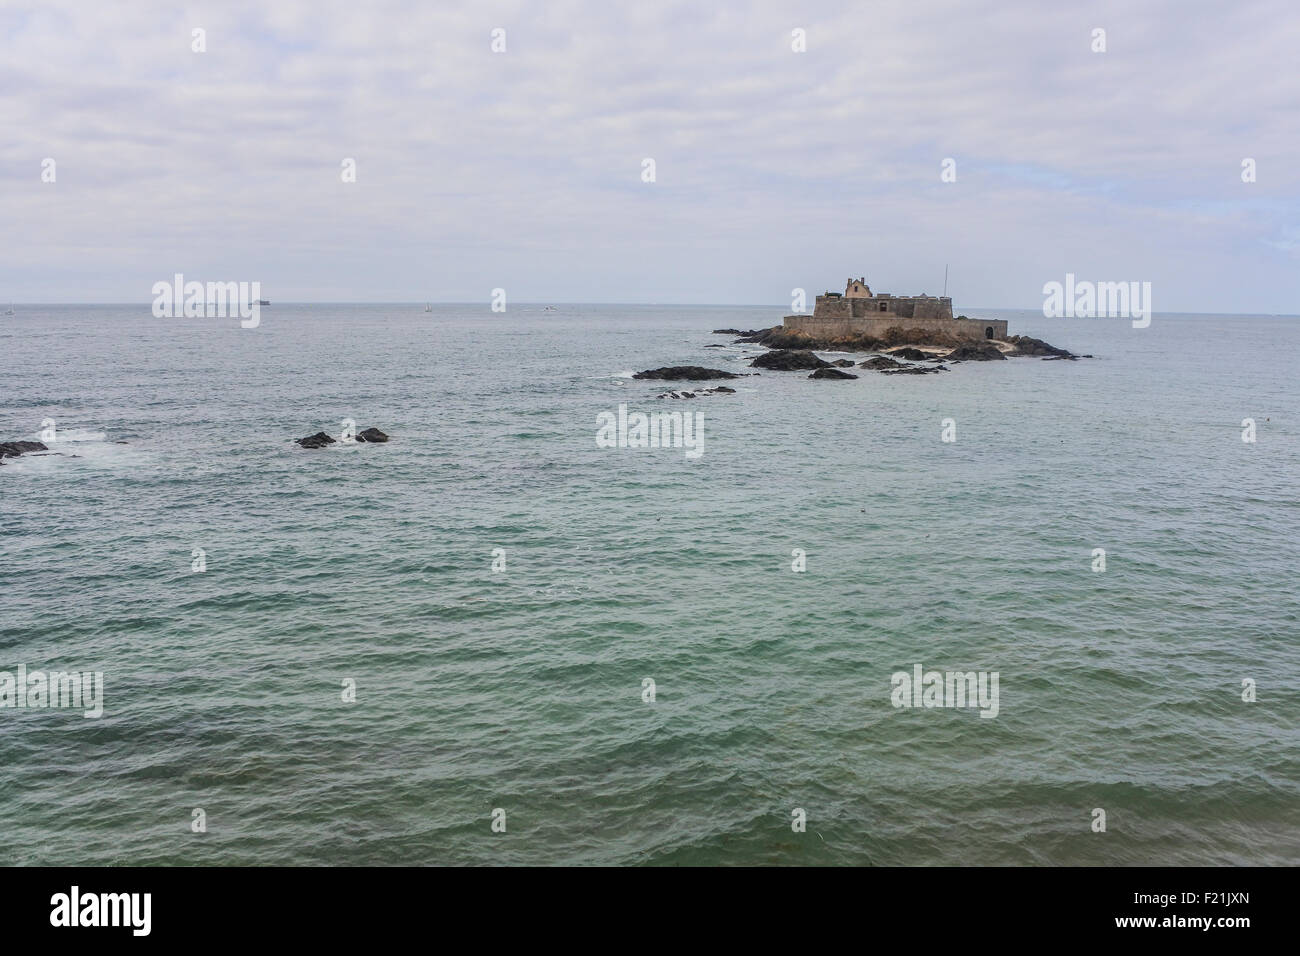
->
[1,0,1297,310]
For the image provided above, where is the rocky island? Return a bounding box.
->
[740,276,1088,361]
[628,275,1089,395]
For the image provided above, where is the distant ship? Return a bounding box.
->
[424,304,432,312]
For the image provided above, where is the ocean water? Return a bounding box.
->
[1,303,1297,866]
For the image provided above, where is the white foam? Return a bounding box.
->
[42,428,108,443]
[2,427,134,473]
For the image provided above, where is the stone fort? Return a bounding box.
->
[784,277,1007,342]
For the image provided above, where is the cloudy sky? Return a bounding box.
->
[2,0,1297,311]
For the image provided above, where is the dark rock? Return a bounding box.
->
[633,366,739,381]
[724,326,1087,364]
[296,432,337,449]
[830,359,856,367]
[809,367,859,379]
[753,324,965,353]
[1005,335,1077,358]
[297,427,391,448]
[657,385,736,399]
[881,364,948,375]
[859,355,905,370]
[750,349,831,370]
[944,343,1006,362]
[0,440,48,459]
[712,328,763,336]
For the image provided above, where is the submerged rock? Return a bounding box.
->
[809,367,859,379]
[888,347,929,361]
[356,428,389,442]
[750,349,830,370]
[633,366,739,380]
[657,386,736,399]
[830,358,856,367]
[859,355,905,370]
[0,440,48,459]
[881,364,948,375]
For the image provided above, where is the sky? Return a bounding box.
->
[1,0,1298,311]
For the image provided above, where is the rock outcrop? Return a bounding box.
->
[750,349,831,370]
[296,428,390,448]
[944,343,1006,362]
[729,328,775,342]
[808,367,858,379]
[633,366,740,380]
[0,440,49,460]
[1006,335,1088,359]
[734,324,1082,361]
[859,356,904,370]
[749,325,966,353]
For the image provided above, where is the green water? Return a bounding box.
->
[1,305,1296,865]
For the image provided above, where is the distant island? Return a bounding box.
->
[630,275,1088,390]
[727,274,1086,367]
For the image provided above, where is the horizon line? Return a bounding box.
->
[4,302,1300,319]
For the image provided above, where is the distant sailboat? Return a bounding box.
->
[4,302,13,315]
[423,304,432,312]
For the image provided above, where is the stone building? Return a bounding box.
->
[784,276,1007,342]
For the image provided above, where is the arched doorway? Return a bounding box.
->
[985,326,994,339]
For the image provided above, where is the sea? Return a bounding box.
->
[1,303,1296,865]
